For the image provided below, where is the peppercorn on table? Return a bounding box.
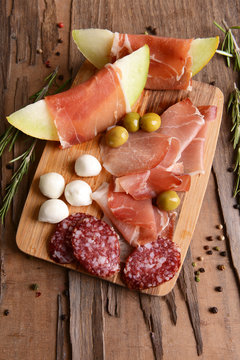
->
[1,1,240,359]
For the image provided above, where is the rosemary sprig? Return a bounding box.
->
[214,20,240,71]
[228,84,240,198]
[0,127,19,157]
[0,67,64,223]
[0,140,37,222]
[215,21,240,201]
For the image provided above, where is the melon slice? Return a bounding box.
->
[7,45,149,141]
[189,37,219,76]
[7,100,59,141]
[72,29,219,76]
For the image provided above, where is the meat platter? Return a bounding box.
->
[16,61,223,296]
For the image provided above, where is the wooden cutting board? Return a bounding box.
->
[16,64,223,296]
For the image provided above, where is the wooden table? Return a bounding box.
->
[0,1,240,359]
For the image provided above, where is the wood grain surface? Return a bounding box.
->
[1,1,240,359]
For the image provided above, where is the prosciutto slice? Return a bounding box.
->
[110,33,193,90]
[114,166,191,200]
[108,188,156,231]
[92,183,140,247]
[180,105,217,175]
[45,65,127,148]
[158,98,205,155]
[92,183,169,246]
[101,131,172,177]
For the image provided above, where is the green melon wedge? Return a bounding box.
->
[7,100,59,141]
[189,37,219,76]
[7,45,150,141]
[72,29,219,76]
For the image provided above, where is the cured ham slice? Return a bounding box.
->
[101,131,172,177]
[158,98,205,155]
[92,183,169,247]
[108,188,156,231]
[180,105,217,175]
[159,137,181,168]
[114,167,191,200]
[92,183,140,247]
[45,65,127,148]
[110,33,193,90]
[198,105,217,122]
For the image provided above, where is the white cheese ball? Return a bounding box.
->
[64,180,92,206]
[38,199,69,224]
[75,154,102,177]
[39,172,65,199]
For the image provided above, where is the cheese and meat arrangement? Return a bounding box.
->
[8,30,220,291]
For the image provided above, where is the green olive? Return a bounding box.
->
[140,112,161,132]
[156,190,180,211]
[105,126,129,148]
[123,112,140,132]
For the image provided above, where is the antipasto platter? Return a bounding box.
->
[16,58,223,295]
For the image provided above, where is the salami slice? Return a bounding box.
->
[123,237,181,290]
[71,216,120,278]
[49,213,88,264]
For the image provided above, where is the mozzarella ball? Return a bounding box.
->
[38,199,69,224]
[75,154,102,177]
[39,172,65,199]
[64,180,92,206]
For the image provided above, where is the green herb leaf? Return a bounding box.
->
[215,21,240,201]
[214,20,240,70]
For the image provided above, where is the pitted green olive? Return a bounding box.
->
[123,112,140,132]
[140,112,161,132]
[156,190,180,211]
[105,126,129,148]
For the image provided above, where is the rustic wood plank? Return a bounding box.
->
[178,247,203,356]
[0,254,6,303]
[10,0,39,65]
[212,114,240,287]
[164,290,177,325]
[69,0,83,76]
[0,0,10,305]
[12,76,30,227]
[56,294,64,360]
[139,294,163,360]
[105,283,121,317]
[41,0,59,63]
[0,0,10,90]
[69,271,105,360]
[194,3,240,287]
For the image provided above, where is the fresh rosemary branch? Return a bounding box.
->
[228,84,240,198]
[0,140,37,222]
[214,20,240,71]
[0,67,65,223]
[215,21,240,201]
[0,127,19,157]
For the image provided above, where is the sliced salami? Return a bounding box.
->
[49,213,88,264]
[123,237,181,290]
[71,216,120,278]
